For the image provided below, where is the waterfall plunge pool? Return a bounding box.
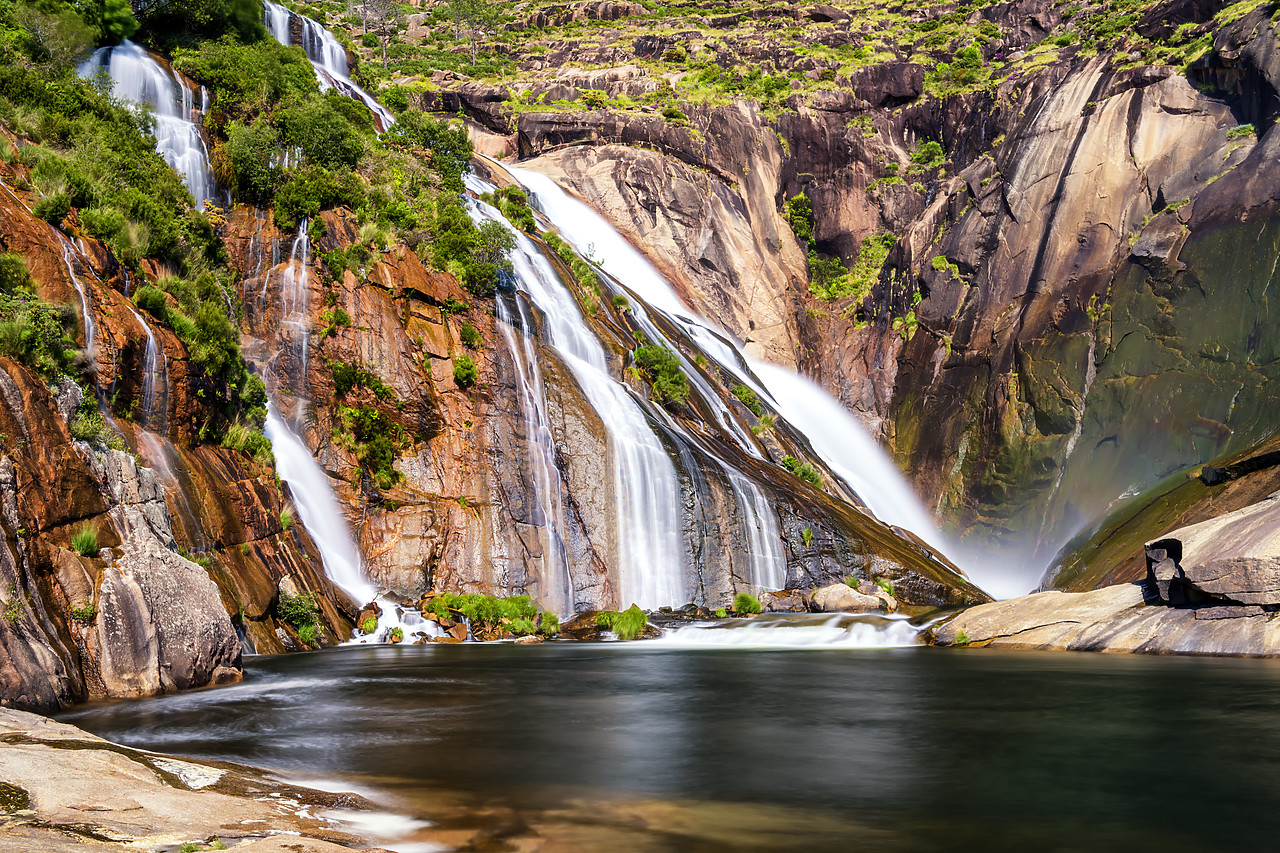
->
[57,642,1280,851]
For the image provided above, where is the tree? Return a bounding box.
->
[364,0,402,69]
[445,0,501,63]
[16,3,96,71]
[96,0,139,43]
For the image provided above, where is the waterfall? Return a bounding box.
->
[265,405,374,604]
[124,305,168,432]
[279,219,311,406]
[262,1,395,131]
[468,193,686,610]
[727,472,786,591]
[78,41,217,207]
[504,164,990,591]
[56,237,94,353]
[494,291,574,614]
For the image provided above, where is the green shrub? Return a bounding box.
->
[335,405,405,488]
[331,361,393,399]
[715,607,728,618]
[70,525,99,557]
[732,384,762,416]
[280,507,294,531]
[611,293,630,312]
[633,345,688,409]
[69,601,95,621]
[361,617,378,634]
[274,165,364,231]
[459,322,481,349]
[595,604,647,640]
[539,611,560,637]
[390,626,404,642]
[385,112,474,192]
[954,629,971,646]
[732,592,762,615]
[276,95,367,168]
[297,622,319,646]
[782,456,823,490]
[0,290,77,379]
[875,577,895,596]
[494,186,536,232]
[277,591,319,629]
[453,354,477,387]
[785,192,813,244]
[217,120,282,204]
[361,32,380,48]
[911,140,946,169]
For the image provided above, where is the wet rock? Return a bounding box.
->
[811,583,882,613]
[514,635,543,644]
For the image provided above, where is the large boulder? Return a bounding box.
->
[1145,491,1280,606]
[810,583,882,613]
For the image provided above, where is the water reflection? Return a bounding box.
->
[59,645,1280,850]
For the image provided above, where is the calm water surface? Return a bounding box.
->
[58,643,1280,851]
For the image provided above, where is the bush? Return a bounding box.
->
[733,592,762,615]
[459,322,481,349]
[390,626,404,642]
[539,611,559,637]
[276,96,366,169]
[453,354,477,387]
[70,525,99,557]
[385,112,474,192]
[217,120,281,204]
[912,140,946,169]
[360,617,378,634]
[69,601,95,621]
[732,384,762,416]
[277,591,319,629]
[782,455,823,490]
[494,186,535,232]
[297,622,319,646]
[0,290,77,379]
[274,165,364,231]
[633,345,688,409]
[785,192,812,244]
[336,405,404,488]
[595,605,648,640]
[280,507,294,531]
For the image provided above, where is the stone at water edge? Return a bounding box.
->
[811,583,883,613]
[515,635,543,644]
[760,590,809,612]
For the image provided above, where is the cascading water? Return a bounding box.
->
[124,305,167,432]
[78,41,217,207]
[468,191,687,610]
[279,219,311,405]
[57,237,95,353]
[727,472,786,591]
[262,1,395,131]
[503,165,1005,594]
[649,613,922,649]
[493,291,574,613]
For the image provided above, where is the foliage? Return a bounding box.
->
[277,591,319,630]
[425,592,552,637]
[633,344,689,409]
[0,287,77,380]
[389,626,403,642]
[172,38,316,123]
[360,617,378,634]
[331,360,393,399]
[782,455,823,490]
[279,506,293,531]
[810,233,896,302]
[875,577,895,596]
[732,384,762,416]
[298,622,319,646]
[785,192,812,244]
[911,140,946,170]
[384,111,473,192]
[954,629,971,646]
[138,0,267,47]
[594,605,648,641]
[459,321,481,349]
[732,592,762,615]
[276,95,367,169]
[491,185,535,232]
[273,165,364,231]
[69,601,95,621]
[335,404,405,489]
[538,611,559,637]
[70,524,99,557]
[453,354,476,387]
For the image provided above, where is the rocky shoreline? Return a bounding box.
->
[0,708,407,852]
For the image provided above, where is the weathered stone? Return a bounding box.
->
[810,583,882,613]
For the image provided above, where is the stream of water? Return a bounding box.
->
[59,642,1280,852]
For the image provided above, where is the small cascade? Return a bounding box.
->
[726,471,786,591]
[57,237,95,353]
[494,291,574,614]
[279,219,311,406]
[78,41,217,207]
[124,305,168,433]
[262,1,395,131]
[650,613,922,649]
[468,194,686,610]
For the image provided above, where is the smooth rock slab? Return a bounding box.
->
[930,583,1280,657]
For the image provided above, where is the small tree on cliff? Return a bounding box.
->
[364,0,401,69]
[445,0,502,63]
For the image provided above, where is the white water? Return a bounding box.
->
[266,404,375,605]
[263,0,395,131]
[467,190,686,610]
[650,614,922,649]
[125,305,167,431]
[727,471,786,591]
[494,291,574,614]
[78,41,217,207]
[506,164,1014,596]
[279,220,311,404]
[57,237,95,353]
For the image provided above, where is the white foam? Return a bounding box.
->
[648,615,922,649]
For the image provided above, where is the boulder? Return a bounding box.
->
[760,589,809,612]
[810,583,882,613]
[1145,492,1280,606]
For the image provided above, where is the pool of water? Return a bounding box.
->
[58,642,1280,851]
